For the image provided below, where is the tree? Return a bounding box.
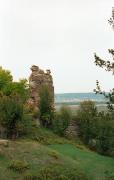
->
[39,85,54,128]
[94,8,114,111]
[94,8,114,75]
[0,67,30,139]
[89,8,114,155]
[0,94,23,139]
[108,7,114,30]
[0,67,13,90]
[53,106,72,136]
[95,113,114,154]
[77,101,97,144]
[0,67,29,103]
[77,101,114,155]
[3,79,29,103]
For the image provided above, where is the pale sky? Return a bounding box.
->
[0,0,114,93]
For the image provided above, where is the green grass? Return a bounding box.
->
[0,127,114,180]
[0,140,86,180]
[23,124,82,146]
[49,144,114,180]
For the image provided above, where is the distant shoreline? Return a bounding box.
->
[55,101,107,106]
[54,92,107,107]
[55,104,108,112]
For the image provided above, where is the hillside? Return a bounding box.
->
[0,127,114,180]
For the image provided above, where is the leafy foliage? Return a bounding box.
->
[94,49,114,72]
[39,85,54,128]
[77,101,97,144]
[92,8,114,155]
[94,8,114,112]
[94,80,114,111]
[2,79,29,102]
[108,172,114,180]
[8,160,29,173]
[0,67,30,139]
[0,66,12,90]
[0,94,24,138]
[0,67,29,102]
[108,7,114,30]
[53,106,72,136]
[77,101,114,155]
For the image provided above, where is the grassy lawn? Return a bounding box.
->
[49,144,114,180]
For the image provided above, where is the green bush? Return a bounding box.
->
[109,176,114,180]
[0,93,32,139]
[8,160,29,173]
[53,106,72,136]
[95,113,114,155]
[39,85,54,128]
[0,94,24,139]
[17,113,33,137]
[0,66,12,90]
[23,173,68,180]
[108,172,114,180]
[0,67,29,102]
[23,173,39,180]
[48,150,59,160]
[37,166,86,180]
[77,101,97,144]
[3,79,29,103]
[77,100,114,155]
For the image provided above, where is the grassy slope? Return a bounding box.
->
[0,127,114,180]
[49,144,114,180]
[0,140,86,180]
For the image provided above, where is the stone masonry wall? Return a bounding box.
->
[28,65,54,111]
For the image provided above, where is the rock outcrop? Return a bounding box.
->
[28,65,54,112]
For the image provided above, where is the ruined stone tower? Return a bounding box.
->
[28,65,54,111]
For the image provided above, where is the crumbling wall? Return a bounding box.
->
[28,65,54,112]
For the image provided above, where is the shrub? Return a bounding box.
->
[23,166,87,180]
[95,113,114,155]
[77,101,97,144]
[0,94,24,139]
[23,173,39,180]
[38,167,58,179]
[48,150,59,160]
[0,67,28,102]
[38,167,86,180]
[53,106,72,136]
[0,93,32,139]
[33,135,47,144]
[39,85,54,128]
[57,175,69,180]
[3,79,29,103]
[77,100,114,155]
[108,172,114,180]
[17,113,33,137]
[0,67,12,91]
[8,160,29,173]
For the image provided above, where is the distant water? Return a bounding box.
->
[55,93,107,105]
